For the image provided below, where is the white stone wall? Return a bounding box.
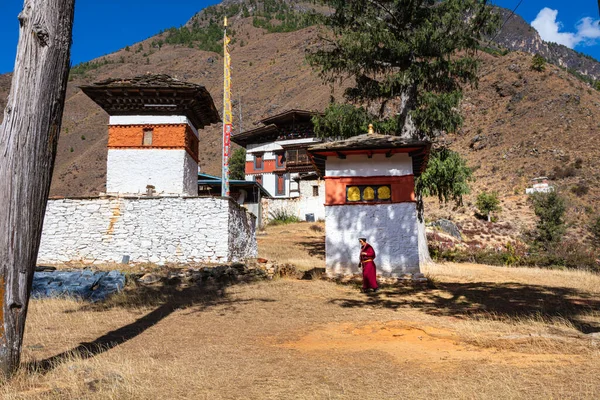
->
[38,197,257,265]
[324,203,420,277]
[262,180,325,222]
[183,152,199,196]
[326,153,413,177]
[107,149,197,195]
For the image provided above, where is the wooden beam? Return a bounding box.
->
[0,0,75,377]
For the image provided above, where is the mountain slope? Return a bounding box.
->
[0,1,599,238]
[493,7,600,81]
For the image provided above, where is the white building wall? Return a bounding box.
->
[107,149,197,195]
[246,138,319,155]
[183,152,199,196]
[262,180,325,222]
[38,197,257,265]
[246,143,281,155]
[324,203,420,277]
[326,153,413,177]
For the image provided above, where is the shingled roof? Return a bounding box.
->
[231,109,320,147]
[307,133,431,177]
[80,74,220,129]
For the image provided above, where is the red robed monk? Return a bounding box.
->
[358,237,379,293]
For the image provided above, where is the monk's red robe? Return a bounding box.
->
[359,243,378,290]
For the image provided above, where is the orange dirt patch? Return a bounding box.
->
[281,320,582,368]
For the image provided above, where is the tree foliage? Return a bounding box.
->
[415,148,473,205]
[230,147,247,181]
[530,191,566,250]
[589,215,600,248]
[530,54,546,72]
[476,191,501,221]
[308,0,499,140]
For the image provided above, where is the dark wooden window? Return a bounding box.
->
[312,185,319,197]
[276,153,285,169]
[255,175,263,185]
[276,174,285,196]
[142,128,153,146]
[254,153,263,170]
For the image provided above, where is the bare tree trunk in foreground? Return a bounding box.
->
[0,0,75,377]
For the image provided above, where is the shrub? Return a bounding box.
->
[551,240,598,271]
[550,165,577,179]
[531,54,546,72]
[530,191,566,250]
[475,191,501,222]
[590,215,600,248]
[570,182,589,196]
[268,209,301,225]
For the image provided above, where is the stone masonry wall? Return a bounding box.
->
[38,197,257,265]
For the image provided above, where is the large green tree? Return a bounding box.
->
[308,0,499,140]
[230,147,247,181]
[531,191,566,251]
[308,0,498,263]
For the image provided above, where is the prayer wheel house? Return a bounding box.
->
[81,74,220,196]
[307,133,431,278]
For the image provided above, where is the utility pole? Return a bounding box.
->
[238,95,243,134]
[0,0,75,377]
[221,16,232,197]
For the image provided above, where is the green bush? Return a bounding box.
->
[430,241,598,271]
[570,182,589,196]
[530,191,566,250]
[476,191,501,222]
[531,54,546,72]
[268,209,301,225]
[590,215,600,248]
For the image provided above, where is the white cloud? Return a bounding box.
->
[531,7,600,49]
[576,17,600,42]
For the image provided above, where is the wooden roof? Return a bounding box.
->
[307,134,431,178]
[232,109,319,147]
[80,74,220,130]
[259,109,317,125]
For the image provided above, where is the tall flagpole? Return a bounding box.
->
[221,16,232,197]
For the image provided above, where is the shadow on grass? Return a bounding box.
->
[27,276,274,374]
[298,240,325,259]
[329,281,600,334]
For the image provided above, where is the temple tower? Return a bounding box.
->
[308,133,431,277]
[81,75,220,196]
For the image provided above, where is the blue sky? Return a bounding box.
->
[0,0,219,74]
[0,0,599,74]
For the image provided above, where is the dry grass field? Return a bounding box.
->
[2,222,600,399]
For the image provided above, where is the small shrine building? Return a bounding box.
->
[81,74,220,196]
[308,133,431,277]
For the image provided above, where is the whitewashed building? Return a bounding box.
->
[81,74,220,196]
[37,75,258,265]
[525,176,554,194]
[308,133,431,277]
[232,109,325,221]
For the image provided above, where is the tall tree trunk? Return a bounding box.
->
[0,0,75,377]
